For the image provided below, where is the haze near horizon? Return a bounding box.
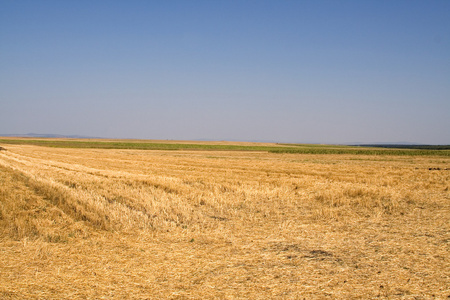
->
[1,1,449,144]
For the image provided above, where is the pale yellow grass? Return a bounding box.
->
[0,144,449,299]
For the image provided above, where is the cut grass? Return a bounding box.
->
[0,144,449,298]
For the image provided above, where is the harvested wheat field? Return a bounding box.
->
[0,140,449,299]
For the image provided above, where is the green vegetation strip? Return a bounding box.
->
[0,139,449,156]
[269,147,450,156]
[0,139,272,151]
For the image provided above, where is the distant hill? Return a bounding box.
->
[0,133,101,139]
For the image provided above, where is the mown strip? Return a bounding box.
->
[0,139,449,156]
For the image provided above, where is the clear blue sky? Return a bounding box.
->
[1,0,449,144]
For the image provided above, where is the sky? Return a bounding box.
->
[1,0,449,144]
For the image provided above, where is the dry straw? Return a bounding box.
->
[0,143,449,298]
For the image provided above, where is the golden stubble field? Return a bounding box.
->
[0,143,449,299]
